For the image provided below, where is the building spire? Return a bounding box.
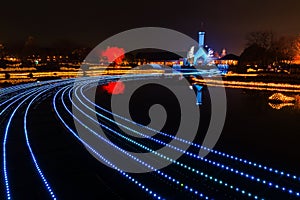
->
[198,22,205,47]
[200,22,204,32]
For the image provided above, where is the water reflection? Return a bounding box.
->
[268,93,300,110]
[268,102,295,110]
[99,81,125,95]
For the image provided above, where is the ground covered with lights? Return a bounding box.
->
[0,73,300,200]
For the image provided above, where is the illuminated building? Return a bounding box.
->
[216,54,239,66]
[2,56,22,67]
[183,31,226,67]
[184,31,209,67]
[135,51,182,67]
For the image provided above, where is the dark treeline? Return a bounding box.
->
[239,30,300,67]
[1,36,91,60]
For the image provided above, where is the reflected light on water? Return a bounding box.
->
[268,102,295,110]
[192,77,300,93]
[268,94,300,110]
[101,81,125,95]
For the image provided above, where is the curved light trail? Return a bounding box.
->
[0,73,299,200]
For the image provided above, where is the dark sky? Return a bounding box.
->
[1,0,300,55]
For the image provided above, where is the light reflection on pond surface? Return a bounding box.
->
[217,88,300,174]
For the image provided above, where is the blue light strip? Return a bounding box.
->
[61,85,211,199]
[52,86,164,200]
[70,84,263,200]
[79,78,300,184]
[23,84,67,200]
[0,88,39,107]
[2,74,300,200]
[0,78,67,100]
[2,80,72,200]
[75,77,300,197]
[2,88,43,200]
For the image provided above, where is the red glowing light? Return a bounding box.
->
[102,81,125,94]
[101,46,125,65]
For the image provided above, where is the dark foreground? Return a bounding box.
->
[0,77,299,200]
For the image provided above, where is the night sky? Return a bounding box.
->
[1,0,300,55]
